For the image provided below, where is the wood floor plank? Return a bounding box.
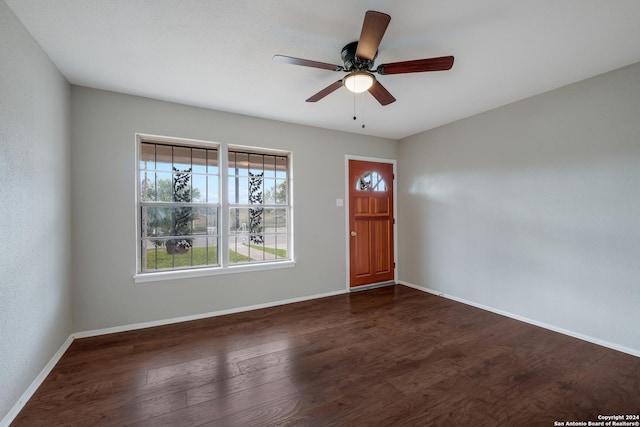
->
[10,285,640,426]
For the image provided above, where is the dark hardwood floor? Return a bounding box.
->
[11,285,640,426]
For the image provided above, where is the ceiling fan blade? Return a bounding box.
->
[368,80,396,106]
[306,80,344,102]
[355,11,391,61]
[273,55,343,71]
[377,56,454,75]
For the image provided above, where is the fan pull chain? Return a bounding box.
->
[353,90,357,121]
[361,94,366,128]
[351,92,365,128]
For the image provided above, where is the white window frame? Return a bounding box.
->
[134,134,295,283]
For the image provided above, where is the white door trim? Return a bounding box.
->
[344,155,398,291]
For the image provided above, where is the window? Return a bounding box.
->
[136,135,292,279]
[228,150,290,264]
[356,171,387,192]
[139,140,220,272]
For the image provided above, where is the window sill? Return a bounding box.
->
[133,260,296,283]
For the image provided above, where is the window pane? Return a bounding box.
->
[207,176,219,203]
[274,207,288,231]
[228,235,249,264]
[204,208,218,237]
[141,207,172,253]
[228,177,236,204]
[249,154,264,175]
[141,238,154,270]
[275,180,288,204]
[264,155,276,178]
[172,170,193,202]
[207,237,219,265]
[248,206,264,245]
[229,207,249,234]
[170,248,193,268]
[142,206,196,238]
[155,172,173,201]
[227,230,289,264]
[141,206,218,245]
[141,235,219,271]
[227,151,236,171]
[263,208,275,230]
[273,233,288,259]
[192,148,206,174]
[192,174,206,203]
[356,171,387,192]
[263,210,289,254]
[156,144,173,171]
[228,206,276,250]
[207,150,218,174]
[173,146,191,171]
[229,176,249,204]
[233,152,249,177]
[239,177,249,204]
[140,205,222,270]
[140,143,155,170]
[192,207,210,234]
[264,179,276,204]
[248,172,263,205]
[140,171,156,201]
[275,156,287,179]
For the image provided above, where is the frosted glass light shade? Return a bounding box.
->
[344,72,375,93]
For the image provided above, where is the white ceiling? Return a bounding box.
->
[7,0,640,139]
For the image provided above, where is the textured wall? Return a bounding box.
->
[0,1,71,421]
[70,86,396,331]
[397,62,640,354]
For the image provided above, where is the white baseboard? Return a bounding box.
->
[1,335,74,427]
[73,289,348,339]
[398,281,640,358]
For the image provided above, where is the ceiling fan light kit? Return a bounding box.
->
[273,10,454,106]
[344,71,375,93]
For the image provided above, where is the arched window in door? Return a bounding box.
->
[356,171,387,192]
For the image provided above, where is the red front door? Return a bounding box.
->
[348,160,395,288]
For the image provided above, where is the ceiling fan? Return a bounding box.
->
[273,10,454,106]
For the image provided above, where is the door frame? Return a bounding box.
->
[344,154,398,291]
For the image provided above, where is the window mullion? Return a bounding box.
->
[220,143,230,267]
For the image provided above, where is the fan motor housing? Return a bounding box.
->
[341,41,376,71]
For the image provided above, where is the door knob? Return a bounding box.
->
[350,231,357,237]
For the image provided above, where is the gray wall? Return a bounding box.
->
[397,62,640,353]
[0,1,72,421]
[70,86,396,331]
